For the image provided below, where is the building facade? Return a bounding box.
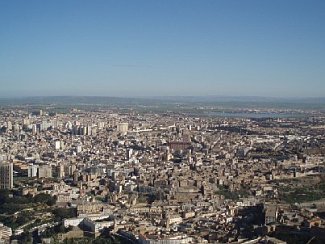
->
[0,162,13,189]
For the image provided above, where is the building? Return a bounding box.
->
[28,164,38,178]
[168,141,191,152]
[117,123,128,133]
[0,162,13,189]
[58,163,65,178]
[54,140,61,150]
[264,204,278,225]
[38,165,52,178]
[139,234,193,244]
[82,218,114,234]
[0,222,12,242]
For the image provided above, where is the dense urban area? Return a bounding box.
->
[1,100,325,244]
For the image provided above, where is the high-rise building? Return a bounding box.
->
[0,162,13,189]
[28,164,38,177]
[97,121,105,129]
[58,163,65,178]
[126,148,133,160]
[23,118,30,126]
[6,121,12,131]
[38,165,52,178]
[76,145,82,153]
[117,123,128,133]
[87,125,92,136]
[32,124,38,135]
[54,140,61,150]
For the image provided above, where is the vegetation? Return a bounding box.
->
[271,232,325,244]
[0,190,56,229]
[17,231,33,244]
[0,215,30,230]
[52,208,77,221]
[48,235,125,244]
[41,223,72,238]
[216,185,249,200]
[0,190,56,214]
[60,238,119,244]
[278,178,325,204]
[33,193,57,206]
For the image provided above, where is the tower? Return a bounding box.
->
[0,162,13,189]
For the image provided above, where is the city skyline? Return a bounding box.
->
[1,0,325,97]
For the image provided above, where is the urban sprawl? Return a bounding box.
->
[1,105,325,244]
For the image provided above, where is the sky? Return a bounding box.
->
[0,0,324,97]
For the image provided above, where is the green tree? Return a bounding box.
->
[33,193,56,206]
[0,189,10,205]
[53,208,76,221]
[19,231,33,244]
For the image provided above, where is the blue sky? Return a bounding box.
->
[0,0,324,97]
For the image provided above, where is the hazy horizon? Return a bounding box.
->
[1,94,325,100]
[1,94,325,103]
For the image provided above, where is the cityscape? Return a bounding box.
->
[1,1,325,243]
[0,97,325,244]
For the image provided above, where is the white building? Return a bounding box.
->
[28,164,38,178]
[54,140,61,150]
[0,222,12,242]
[117,123,128,133]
